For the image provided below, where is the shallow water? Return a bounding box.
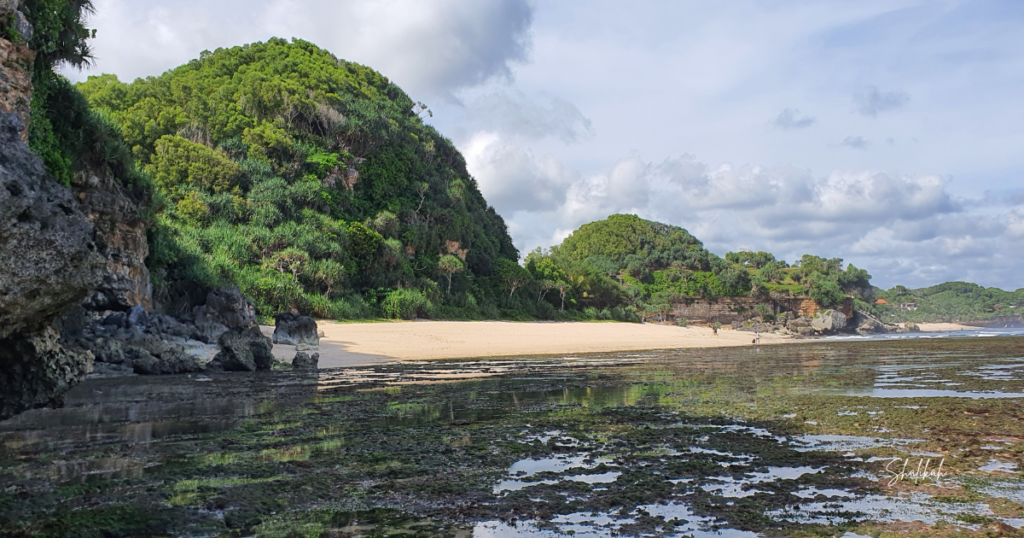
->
[2,337,1024,536]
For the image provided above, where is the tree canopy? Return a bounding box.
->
[78,38,518,317]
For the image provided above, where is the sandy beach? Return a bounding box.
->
[915,322,982,332]
[261,321,785,368]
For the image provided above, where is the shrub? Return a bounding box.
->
[382,288,429,320]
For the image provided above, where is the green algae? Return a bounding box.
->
[0,337,1022,536]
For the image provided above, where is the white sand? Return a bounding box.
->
[916,322,982,332]
[261,321,785,368]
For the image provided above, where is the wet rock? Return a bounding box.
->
[0,327,93,420]
[292,351,319,370]
[208,326,274,372]
[273,313,319,346]
[811,310,847,333]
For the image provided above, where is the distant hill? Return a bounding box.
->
[872,282,1024,324]
[527,214,872,321]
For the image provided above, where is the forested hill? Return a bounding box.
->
[871,282,1024,324]
[525,214,874,321]
[79,39,518,318]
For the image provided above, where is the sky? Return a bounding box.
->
[63,0,1024,290]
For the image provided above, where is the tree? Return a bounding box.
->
[437,255,464,294]
[308,258,345,298]
[553,280,571,312]
[494,258,530,298]
[807,272,843,307]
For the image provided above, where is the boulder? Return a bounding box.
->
[786,317,810,331]
[273,313,319,346]
[190,286,257,344]
[0,327,93,420]
[292,351,319,370]
[852,310,888,335]
[207,326,275,372]
[811,310,847,333]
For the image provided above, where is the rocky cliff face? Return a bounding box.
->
[0,111,101,419]
[0,113,104,339]
[0,7,33,142]
[72,171,152,310]
[0,4,153,418]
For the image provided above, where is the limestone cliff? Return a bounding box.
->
[0,111,100,419]
[73,170,152,311]
[0,1,153,418]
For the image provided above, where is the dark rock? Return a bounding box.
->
[292,352,319,370]
[273,313,319,346]
[208,326,274,372]
[191,286,257,343]
[131,349,203,375]
[73,171,152,312]
[852,310,888,335]
[0,327,93,420]
[0,112,104,340]
[786,317,810,331]
[88,361,135,378]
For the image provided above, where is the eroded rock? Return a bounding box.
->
[273,312,319,346]
[0,113,103,340]
[292,351,319,370]
[207,326,274,372]
[811,310,847,333]
[0,327,92,419]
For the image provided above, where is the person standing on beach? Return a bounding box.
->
[754,330,760,345]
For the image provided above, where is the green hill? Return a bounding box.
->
[78,39,518,318]
[526,214,872,321]
[872,282,1024,324]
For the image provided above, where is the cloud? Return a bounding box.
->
[466,145,1023,289]
[462,132,577,213]
[69,0,534,99]
[853,86,910,117]
[465,90,594,143]
[839,135,869,149]
[771,108,815,130]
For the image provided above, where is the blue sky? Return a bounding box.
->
[65,0,1024,290]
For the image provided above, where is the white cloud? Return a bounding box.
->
[466,144,1024,289]
[69,0,533,100]
[463,90,594,143]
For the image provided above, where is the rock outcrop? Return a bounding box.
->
[58,307,207,376]
[185,286,258,344]
[0,113,104,340]
[0,111,105,418]
[73,171,152,311]
[273,313,319,346]
[0,8,34,142]
[207,326,275,372]
[852,310,889,335]
[292,351,319,370]
[810,310,847,333]
[0,327,93,419]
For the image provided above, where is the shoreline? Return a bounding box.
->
[261,321,788,368]
[260,320,997,369]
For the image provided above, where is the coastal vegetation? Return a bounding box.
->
[871,282,1024,324]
